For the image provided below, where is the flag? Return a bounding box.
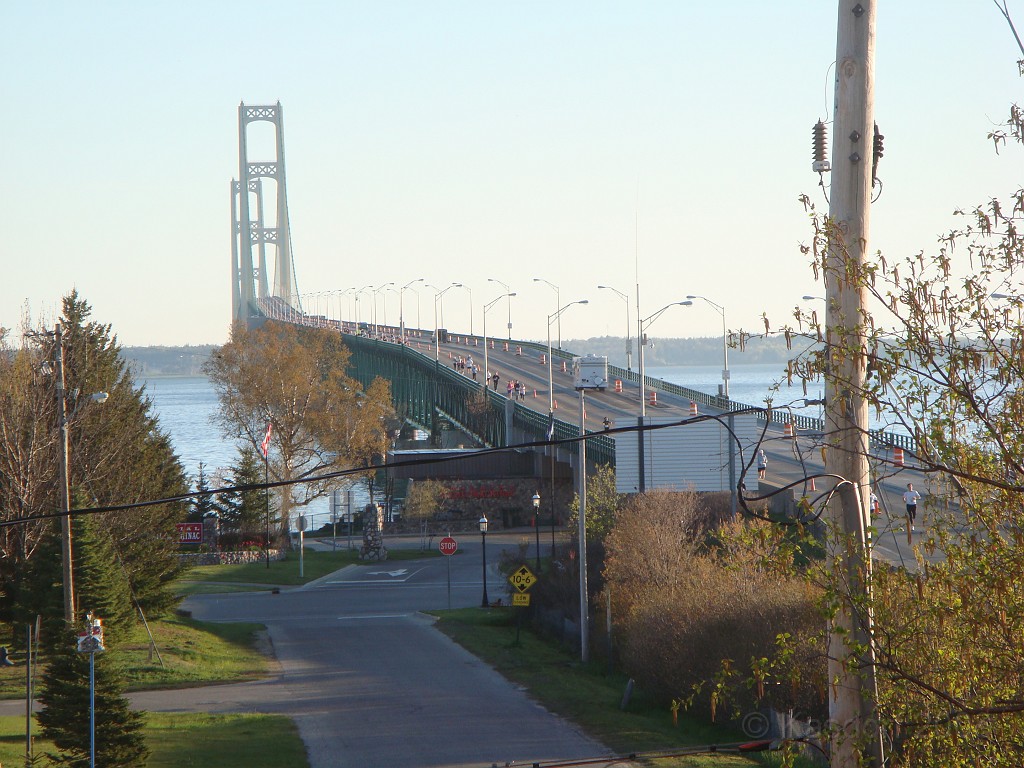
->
[545,411,555,441]
[260,422,272,458]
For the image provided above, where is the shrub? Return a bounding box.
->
[604,490,825,721]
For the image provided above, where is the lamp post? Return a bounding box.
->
[598,284,632,370]
[488,278,514,340]
[461,284,474,337]
[354,285,372,327]
[76,612,105,768]
[384,287,400,336]
[400,278,425,343]
[372,282,394,336]
[685,295,729,399]
[685,295,737,516]
[534,278,562,348]
[532,492,541,571]
[637,301,691,492]
[479,515,489,608]
[547,300,589,414]
[51,323,109,625]
[428,283,462,361]
[484,292,516,390]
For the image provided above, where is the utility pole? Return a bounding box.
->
[55,323,75,624]
[824,2,884,765]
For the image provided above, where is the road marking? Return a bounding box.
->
[367,568,409,578]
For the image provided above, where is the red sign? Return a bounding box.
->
[176,523,203,544]
[438,536,458,556]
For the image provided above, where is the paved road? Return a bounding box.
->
[26,534,620,768]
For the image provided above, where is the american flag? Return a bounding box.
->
[260,422,272,458]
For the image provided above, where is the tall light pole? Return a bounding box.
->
[50,324,109,624]
[685,294,737,516]
[461,284,474,337]
[428,283,462,361]
[598,284,632,370]
[534,278,562,348]
[400,278,425,342]
[532,492,541,571]
[354,285,372,327]
[547,300,589,414]
[685,295,729,399]
[479,515,489,608]
[488,278,514,340]
[372,281,394,336]
[484,292,516,389]
[384,287,400,334]
[637,301,691,492]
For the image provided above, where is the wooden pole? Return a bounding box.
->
[825,2,884,765]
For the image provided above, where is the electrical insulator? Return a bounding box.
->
[812,120,830,173]
[872,121,884,182]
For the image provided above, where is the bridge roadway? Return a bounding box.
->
[411,332,932,571]
[277,314,933,570]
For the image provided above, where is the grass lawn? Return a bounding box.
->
[0,614,270,699]
[0,713,308,767]
[434,608,808,768]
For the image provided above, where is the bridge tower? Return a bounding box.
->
[231,101,297,328]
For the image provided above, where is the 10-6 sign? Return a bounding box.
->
[438,536,458,556]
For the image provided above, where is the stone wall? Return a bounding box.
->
[178,549,283,566]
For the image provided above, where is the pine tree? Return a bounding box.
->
[188,462,216,523]
[217,445,270,539]
[37,627,149,767]
[56,291,189,618]
[73,514,135,639]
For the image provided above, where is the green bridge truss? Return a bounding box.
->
[341,333,616,465]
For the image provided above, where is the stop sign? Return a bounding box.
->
[438,536,458,556]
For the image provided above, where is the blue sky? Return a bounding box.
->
[2,2,1021,347]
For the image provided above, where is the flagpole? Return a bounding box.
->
[262,422,272,569]
[264,449,270,569]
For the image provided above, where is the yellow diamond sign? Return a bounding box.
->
[508,565,537,593]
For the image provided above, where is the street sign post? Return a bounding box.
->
[439,536,457,609]
[508,565,538,645]
[439,536,458,556]
[508,564,537,593]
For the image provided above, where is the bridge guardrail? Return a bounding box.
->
[295,315,917,457]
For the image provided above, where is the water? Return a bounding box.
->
[645,363,826,414]
[144,375,370,527]
[143,376,239,481]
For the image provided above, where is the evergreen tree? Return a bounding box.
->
[217,445,269,538]
[56,291,189,618]
[73,514,135,639]
[37,627,148,768]
[188,462,216,524]
[15,530,65,652]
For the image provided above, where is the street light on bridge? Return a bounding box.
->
[534,278,562,348]
[354,285,372,327]
[685,295,729,399]
[547,300,589,415]
[427,283,462,361]
[598,284,632,371]
[637,300,691,492]
[483,292,516,390]
[400,278,425,343]
[371,282,394,336]
[487,278,514,340]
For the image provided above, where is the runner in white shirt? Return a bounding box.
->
[902,483,921,531]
